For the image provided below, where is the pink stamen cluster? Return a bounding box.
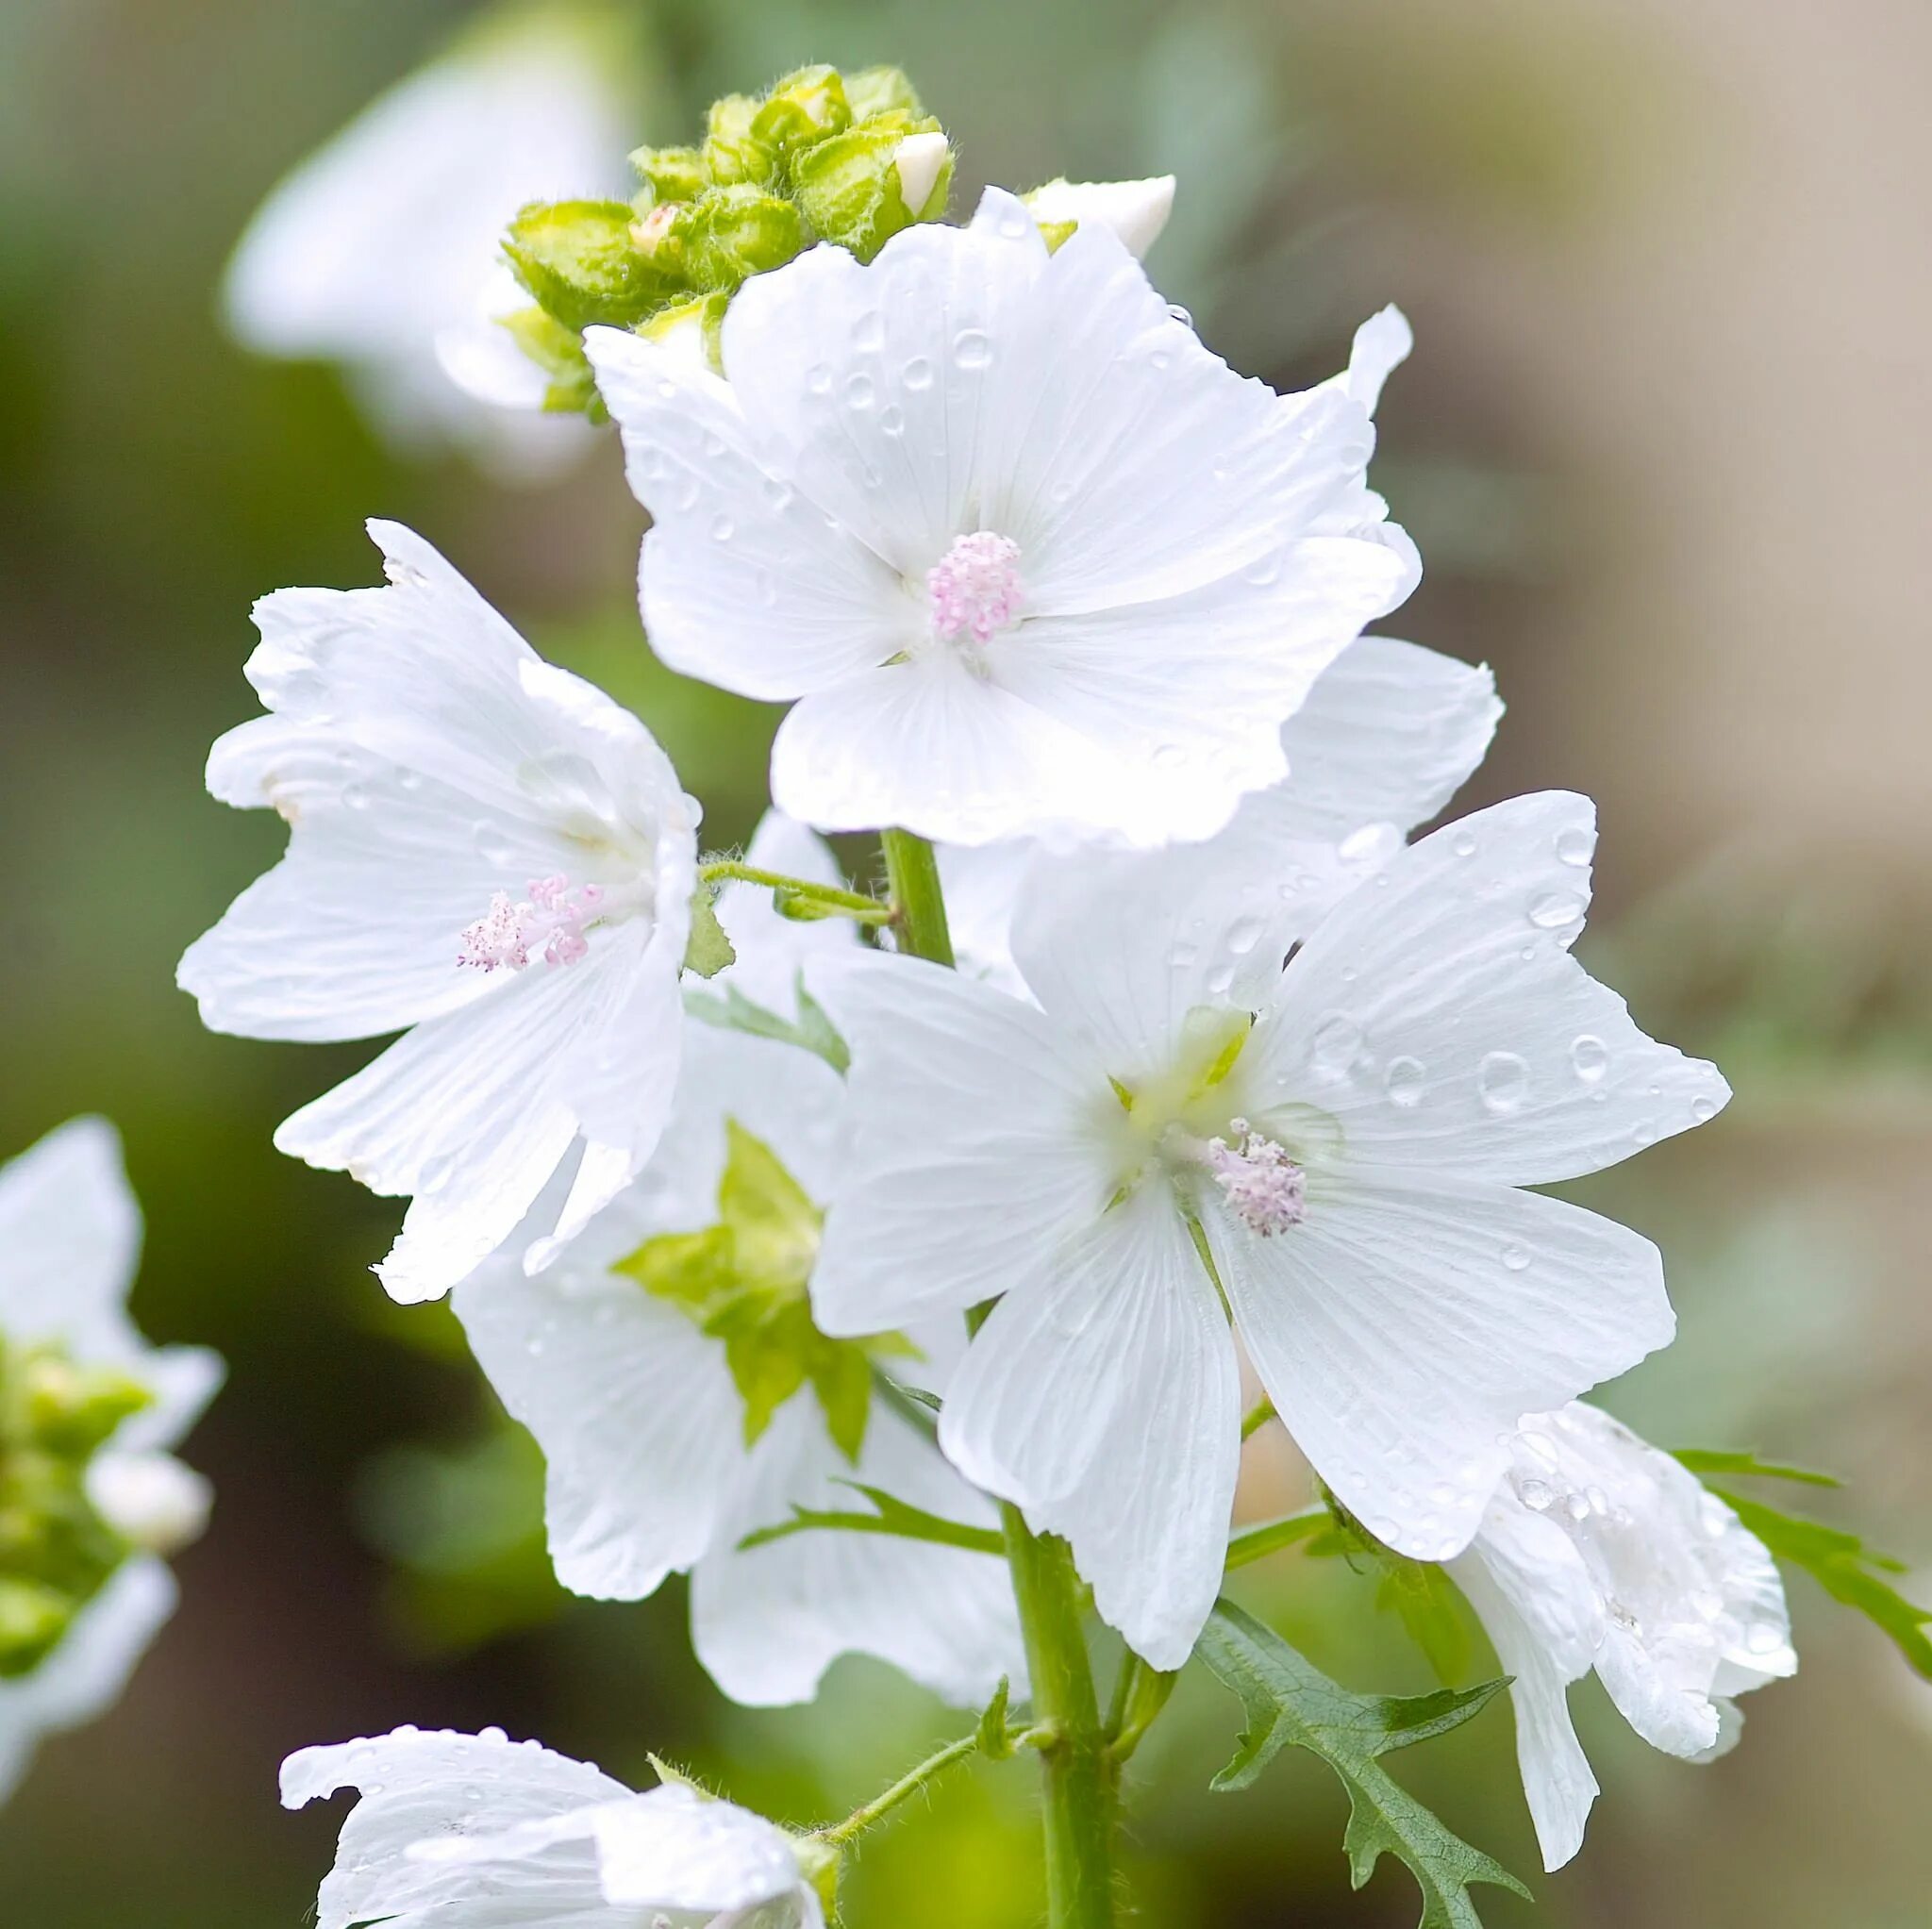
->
[458,874,604,973]
[927,531,1024,644]
[1206,1119,1307,1237]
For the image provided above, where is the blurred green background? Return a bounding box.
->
[4,0,1929,1922]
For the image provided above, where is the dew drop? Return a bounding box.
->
[1205,960,1237,997]
[760,476,794,512]
[709,513,735,541]
[1226,915,1264,956]
[1529,889,1583,929]
[845,373,875,409]
[396,769,423,792]
[902,356,934,391]
[878,404,905,436]
[953,329,993,370]
[1570,1034,1609,1084]
[1565,1491,1592,1522]
[1150,742,1185,769]
[1453,833,1478,859]
[1555,825,1593,867]
[1518,1478,1554,1511]
[806,363,832,394]
[1310,1010,1363,1074]
[1501,1241,1530,1272]
[474,824,516,865]
[1167,303,1194,329]
[1384,1056,1425,1107]
[1477,1050,1529,1113]
[673,475,701,512]
[1690,1093,1719,1122]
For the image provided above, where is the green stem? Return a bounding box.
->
[819,1731,984,1846]
[697,859,892,924]
[882,824,1116,1925]
[1241,1396,1276,1441]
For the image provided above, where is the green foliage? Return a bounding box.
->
[1196,1603,1527,1929]
[683,884,739,978]
[496,307,600,415]
[502,198,674,331]
[0,1337,152,1676]
[686,974,851,1074]
[1223,1505,1329,1571]
[1672,1448,1840,1488]
[736,1479,1007,1560]
[615,1121,901,1459]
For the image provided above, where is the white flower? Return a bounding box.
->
[453,842,1021,1706]
[940,632,1501,994]
[223,7,627,476]
[585,188,1414,847]
[811,790,1727,1668]
[1450,1402,1797,1871]
[178,520,699,1304]
[0,1119,221,1803]
[1022,175,1177,257]
[283,1724,825,1927]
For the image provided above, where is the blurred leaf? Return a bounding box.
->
[686,976,851,1073]
[1197,1602,1526,1928]
[1672,1449,1840,1489]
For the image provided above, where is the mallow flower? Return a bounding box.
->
[224,2,630,475]
[1450,1401,1796,1871]
[178,521,699,1303]
[941,632,1502,994]
[0,1119,221,1803]
[585,187,1415,847]
[453,815,1021,1706]
[811,790,1728,1668]
[284,1725,829,1927]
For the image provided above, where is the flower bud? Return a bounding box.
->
[1022,175,1177,258]
[17,1352,152,1459]
[844,64,924,120]
[504,198,675,331]
[749,64,852,170]
[494,308,598,414]
[636,292,728,377]
[791,115,953,263]
[701,92,774,188]
[0,1577,70,1678]
[629,142,708,208]
[672,186,806,292]
[87,1451,213,1557]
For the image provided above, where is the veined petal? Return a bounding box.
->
[1248,791,1731,1186]
[453,1258,741,1602]
[693,1396,1022,1706]
[588,1787,808,1917]
[1207,1176,1674,1561]
[940,1185,1240,1668]
[811,957,1112,1332]
[585,326,912,700]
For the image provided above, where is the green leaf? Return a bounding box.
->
[1196,1602,1528,1929]
[1672,1448,1840,1488]
[976,1677,1014,1759]
[1708,1485,1932,1679]
[684,977,850,1073]
[503,198,671,331]
[1224,1505,1329,1571]
[1376,1559,1476,1688]
[736,1480,1006,1559]
[682,886,737,979]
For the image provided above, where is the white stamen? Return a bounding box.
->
[1204,1118,1307,1236]
[928,531,1024,644]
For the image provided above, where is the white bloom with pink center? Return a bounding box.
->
[1449,1402,1796,1871]
[584,188,1415,847]
[810,790,1728,1669]
[178,521,699,1304]
[283,1726,824,1929]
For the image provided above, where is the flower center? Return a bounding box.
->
[1201,1119,1307,1236]
[927,531,1024,644]
[457,873,646,973]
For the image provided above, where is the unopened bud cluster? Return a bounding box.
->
[0,1337,151,1676]
[500,64,953,405]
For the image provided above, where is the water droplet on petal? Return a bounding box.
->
[1384,1056,1425,1107]
[953,330,993,371]
[709,513,734,541]
[1518,1478,1554,1511]
[1226,915,1264,956]
[807,363,832,394]
[1311,1011,1364,1075]
[1555,825,1593,867]
[902,356,934,391]
[1501,1241,1530,1272]
[1570,1034,1609,1083]
[1690,1093,1719,1122]
[1167,303,1194,329]
[1453,833,1478,858]
[845,373,874,409]
[1528,890,1583,928]
[878,404,905,436]
[1477,1050,1529,1113]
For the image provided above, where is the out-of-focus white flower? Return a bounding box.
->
[812,792,1726,1668]
[223,5,631,477]
[587,187,1412,848]
[284,1725,825,1927]
[0,1120,221,1804]
[1451,1402,1796,1871]
[178,520,699,1303]
[454,827,1022,1706]
[1023,175,1177,258]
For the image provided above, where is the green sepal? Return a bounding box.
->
[790,113,952,263]
[976,1677,1014,1758]
[0,1578,71,1679]
[497,307,600,416]
[1036,218,1078,254]
[503,198,672,331]
[844,65,924,120]
[630,142,709,207]
[1196,1602,1528,1929]
[682,884,738,979]
[750,65,852,168]
[673,185,807,292]
[701,92,774,188]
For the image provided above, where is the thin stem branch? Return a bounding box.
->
[819,1732,983,1846]
[1241,1396,1277,1441]
[697,860,893,923]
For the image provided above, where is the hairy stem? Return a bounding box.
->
[819,1731,984,1846]
[696,859,893,924]
[885,824,1118,1927]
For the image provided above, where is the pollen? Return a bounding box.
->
[458,874,606,973]
[1205,1119,1307,1237]
[927,531,1024,644]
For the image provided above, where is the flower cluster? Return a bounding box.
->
[165,42,1921,1929]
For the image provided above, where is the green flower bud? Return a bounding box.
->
[0,1576,71,1679]
[16,1353,151,1459]
[637,291,729,377]
[629,142,708,208]
[791,115,953,264]
[844,64,924,121]
[749,64,851,169]
[497,307,599,416]
[673,185,806,292]
[504,197,674,332]
[792,1835,841,1918]
[702,92,774,188]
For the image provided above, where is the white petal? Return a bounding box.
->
[693,1396,1022,1706]
[281,1725,630,1929]
[453,1257,742,1601]
[1340,305,1414,415]
[585,326,911,700]
[936,840,1034,997]
[1208,1177,1674,1561]
[1022,175,1176,258]
[1247,791,1732,1186]
[0,1557,175,1807]
[590,1786,805,1914]
[811,957,1111,1332]
[0,1118,141,1355]
[1450,1536,1600,1871]
[941,1185,1240,1669]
